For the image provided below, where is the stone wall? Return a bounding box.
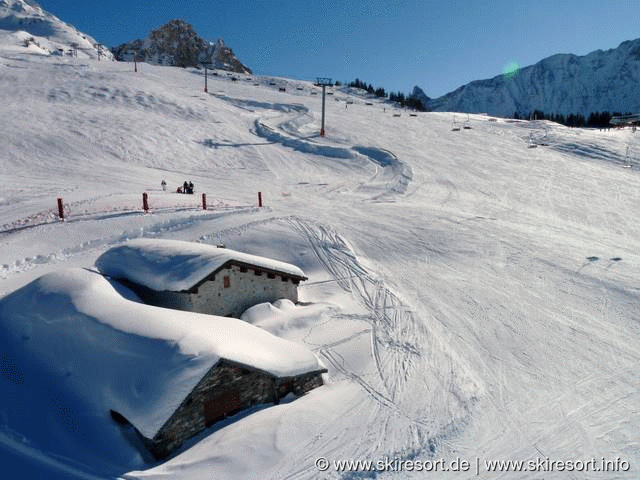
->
[124,262,301,318]
[150,360,325,459]
[275,371,325,398]
[291,371,325,396]
[151,360,274,459]
[189,263,300,317]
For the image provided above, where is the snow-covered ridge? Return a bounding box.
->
[0,0,113,59]
[419,37,640,117]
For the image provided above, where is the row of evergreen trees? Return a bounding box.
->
[348,79,387,98]
[347,78,426,111]
[513,110,632,128]
[388,92,427,111]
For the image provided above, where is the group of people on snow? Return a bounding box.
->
[180,181,194,194]
[161,179,194,194]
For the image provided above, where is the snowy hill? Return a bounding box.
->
[0,0,112,59]
[112,19,251,73]
[418,38,640,117]
[1,34,640,480]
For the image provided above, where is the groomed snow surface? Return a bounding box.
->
[0,48,639,480]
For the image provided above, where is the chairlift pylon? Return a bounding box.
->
[624,144,633,168]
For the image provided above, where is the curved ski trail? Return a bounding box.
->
[215,93,414,199]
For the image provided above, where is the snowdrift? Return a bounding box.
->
[0,268,323,475]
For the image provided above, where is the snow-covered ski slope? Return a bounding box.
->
[1,50,639,480]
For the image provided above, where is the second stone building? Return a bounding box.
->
[95,238,308,318]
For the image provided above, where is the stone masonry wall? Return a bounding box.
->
[189,263,300,317]
[126,262,301,318]
[152,360,277,459]
[151,360,325,459]
[291,371,325,396]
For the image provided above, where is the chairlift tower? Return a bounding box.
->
[316,77,333,136]
[202,63,213,93]
[624,144,632,168]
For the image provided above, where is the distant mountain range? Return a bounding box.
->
[0,0,113,59]
[414,38,640,117]
[111,19,251,74]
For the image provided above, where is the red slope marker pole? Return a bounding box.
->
[57,197,65,220]
[202,193,207,210]
[258,191,263,207]
[142,192,149,212]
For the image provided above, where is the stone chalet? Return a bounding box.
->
[0,269,326,461]
[95,239,308,318]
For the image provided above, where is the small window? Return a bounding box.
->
[240,266,248,273]
[267,273,276,279]
[223,276,230,288]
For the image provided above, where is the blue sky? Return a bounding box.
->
[38,0,640,98]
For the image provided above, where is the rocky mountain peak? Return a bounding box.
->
[112,20,251,74]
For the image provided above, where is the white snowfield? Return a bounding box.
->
[1,25,640,480]
[95,238,306,292]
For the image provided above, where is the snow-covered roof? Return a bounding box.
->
[95,239,307,292]
[0,268,323,438]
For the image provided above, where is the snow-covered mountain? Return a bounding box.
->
[112,19,251,73]
[0,0,113,59]
[417,38,640,117]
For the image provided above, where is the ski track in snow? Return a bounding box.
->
[213,92,414,200]
[0,428,106,480]
[191,213,479,477]
[551,142,627,165]
[276,216,479,476]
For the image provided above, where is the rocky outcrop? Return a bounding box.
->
[111,19,251,73]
